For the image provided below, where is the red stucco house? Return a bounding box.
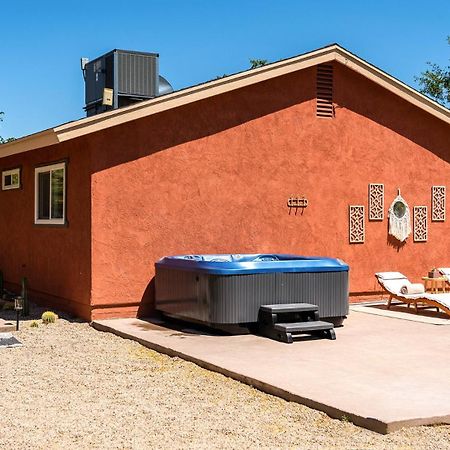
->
[0,44,449,321]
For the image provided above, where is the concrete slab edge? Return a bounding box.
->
[91,320,450,434]
[350,306,450,326]
[0,323,16,333]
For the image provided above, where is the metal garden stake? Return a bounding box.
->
[14,297,24,331]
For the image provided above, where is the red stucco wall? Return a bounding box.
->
[0,140,92,319]
[88,63,450,319]
[1,62,448,321]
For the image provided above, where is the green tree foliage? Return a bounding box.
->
[416,37,450,108]
[0,112,15,144]
[215,58,269,79]
[249,58,268,69]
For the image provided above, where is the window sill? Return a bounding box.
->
[2,185,21,191]
[33,220,68,228]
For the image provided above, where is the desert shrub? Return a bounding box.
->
[30,321,39,328]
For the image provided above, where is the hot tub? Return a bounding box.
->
[155,254,349,331]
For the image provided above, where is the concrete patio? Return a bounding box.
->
[92,309,450,434]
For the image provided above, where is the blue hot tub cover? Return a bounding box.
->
[156,254,349,275]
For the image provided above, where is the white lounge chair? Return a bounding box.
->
[438,267,450,284]
[375,272,450,318]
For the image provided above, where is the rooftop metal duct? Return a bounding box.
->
[81,49,173,117]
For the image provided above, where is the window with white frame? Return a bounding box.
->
[35,162,66,225]
[2,168,21,190]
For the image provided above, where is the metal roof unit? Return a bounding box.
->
[81,49,173,117]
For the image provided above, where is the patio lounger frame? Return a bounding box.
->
[375,272,450,318]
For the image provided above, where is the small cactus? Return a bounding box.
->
[41,311,58,324]
[30,321,39,328]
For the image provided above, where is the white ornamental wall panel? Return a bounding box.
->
[413,206,428,242]
[432,186,446,222]
[369,183,384,221]
[349,205,365,243]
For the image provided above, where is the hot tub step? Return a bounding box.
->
[258,303,336,343]
[259,321,335,343]
[275,321,334,334]
[260,303,318,313]
[259,303,320,325]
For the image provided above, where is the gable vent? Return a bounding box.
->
[316,64,334,118]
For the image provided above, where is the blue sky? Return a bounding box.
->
[0,0,449,139]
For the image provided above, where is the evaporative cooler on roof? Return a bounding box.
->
[316,64,334,118]
[81,49,173,117]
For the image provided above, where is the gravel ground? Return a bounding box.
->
[1,304,449,450]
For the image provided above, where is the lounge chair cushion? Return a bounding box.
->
[427,293,450,310]
[375,272,407,280]
[375,272,425,297]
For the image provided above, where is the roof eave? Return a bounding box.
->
[0,45,339,158]
[333,46,450,124]
[1,44,448,159]
[55,45,338,142]
[0,128,59,157]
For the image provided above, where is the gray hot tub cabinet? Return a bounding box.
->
[155,254,349,331]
